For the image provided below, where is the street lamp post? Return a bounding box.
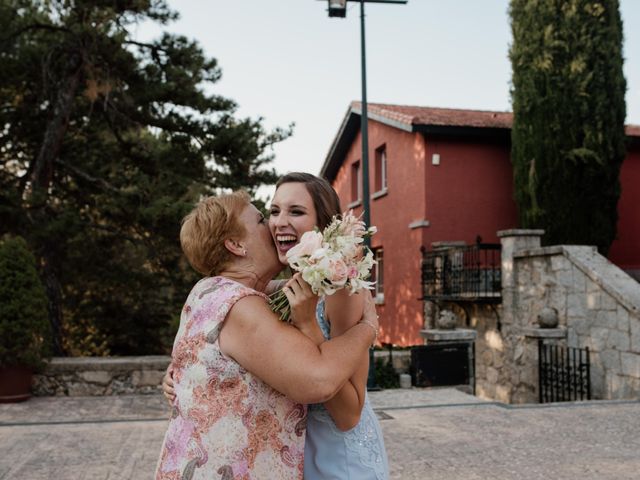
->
[322,0,407,390]
[324,0,406,247]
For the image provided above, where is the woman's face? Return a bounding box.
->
[239,203,280,274]
[269,182,318,265]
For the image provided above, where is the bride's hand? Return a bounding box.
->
[283,273,318,329]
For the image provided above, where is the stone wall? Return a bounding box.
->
[510,243,640,400]
[33,353,410,396]
[490,230,640,403]
[423,301,507,401]
[33,356,170,396]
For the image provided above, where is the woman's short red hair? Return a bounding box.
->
[180,191,251,276]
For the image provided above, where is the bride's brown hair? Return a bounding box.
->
[275,172,341,229]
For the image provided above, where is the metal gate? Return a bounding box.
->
[538,341,591,403]
[411,343,474,392]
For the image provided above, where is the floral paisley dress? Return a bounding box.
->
[304,299,390,480]
[155,277,307,480]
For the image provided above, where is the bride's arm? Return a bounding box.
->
[322,289,371,431]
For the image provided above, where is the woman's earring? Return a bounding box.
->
[242,249,247,256]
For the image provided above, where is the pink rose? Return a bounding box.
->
[328,258,349,286]
[347,265,359,279]
[286,230,323,261]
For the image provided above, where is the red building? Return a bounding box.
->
[320,102,640,346]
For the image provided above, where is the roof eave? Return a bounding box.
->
[414,124,511,142]
[320,106,413,182]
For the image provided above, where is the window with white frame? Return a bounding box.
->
[374,145,387,193]
[351,160,361,203]
[371,248,384,303]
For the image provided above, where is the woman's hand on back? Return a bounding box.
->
[162,364,175,406]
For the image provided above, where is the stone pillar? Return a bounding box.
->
[496,229,545,403]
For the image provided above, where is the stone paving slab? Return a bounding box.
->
[1,389,639,479]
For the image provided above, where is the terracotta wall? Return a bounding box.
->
[609,144,640,272]
[332,121,427,345]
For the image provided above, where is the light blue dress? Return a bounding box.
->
[304,300,390,480]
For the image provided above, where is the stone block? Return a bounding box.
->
[567,294,586,318]
[590,363,605,398]
[586,279,601,294]
[495,385,512,403]
[486,367,499,384]
[590,327,610,352]
[600,293,618,312]
[79,371,112,385]
[571,268,587,293]
[598,349,621,372]
[631,317,640,351]
[476,384,495,401]
[513,343,525,363]
[109,378,135,395]
[568,317,589,336]
[518,367,536,388]
[615,376,640,399]
[67,381,103,396]
[567,328,578,347]
[480,349,493,366]
[493,351,504,369]
[586,291,601,310]
[616,306,631,333]
[595,310,615,327]
[606,330,630,352]
[131,370,165,388]
[621,352,640,378]
[550,255,568,272]
[607,373,627,400]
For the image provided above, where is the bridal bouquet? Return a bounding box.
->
[270,211,377,322]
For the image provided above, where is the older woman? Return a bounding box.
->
[155,191,378,480]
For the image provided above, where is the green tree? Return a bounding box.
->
[509,0,626,253]
[0,236,51,368]
[0,0,289,354]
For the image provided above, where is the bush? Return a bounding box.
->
[0,236,51,369]
[374,356,400,389]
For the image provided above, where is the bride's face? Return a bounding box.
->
[268,182,318,265]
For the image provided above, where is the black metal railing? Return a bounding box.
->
[538,341,591,403]
[422,243,501,302]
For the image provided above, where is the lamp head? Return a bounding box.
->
[328,0,347,17]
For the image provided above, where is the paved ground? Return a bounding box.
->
[1,388,639,479]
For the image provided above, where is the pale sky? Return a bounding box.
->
[136,1,640,199]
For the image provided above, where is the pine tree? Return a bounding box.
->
[0,1,289,354]
[509,0,626,253]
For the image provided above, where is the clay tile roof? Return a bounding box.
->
[351,101,640,136]
[626,125,640,137]
[351,101,513,129]
[322,102,640,180]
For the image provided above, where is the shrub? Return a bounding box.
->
[374,356,400,389]
[0,236,51,369]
